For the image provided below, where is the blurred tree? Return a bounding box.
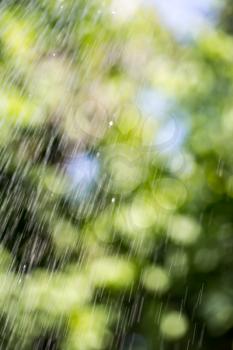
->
[0,1,232,350]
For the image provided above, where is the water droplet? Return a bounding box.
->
[109,121,114,127]
[217,159,224,177]
[111,197,115,203]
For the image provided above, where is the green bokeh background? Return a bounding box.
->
[0,0,232,349]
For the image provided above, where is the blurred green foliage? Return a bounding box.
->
[0,0,232,349]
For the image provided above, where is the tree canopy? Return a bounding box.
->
[0,0,232,349]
